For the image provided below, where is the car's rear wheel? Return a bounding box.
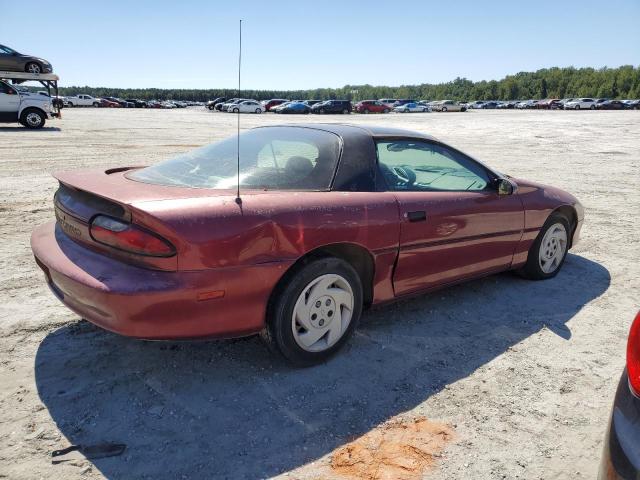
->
[93,102,99,107]
[363,109,369,114]
[575,105,580,110]
[67,102,74,108]
[519,213,570,280]
[342,109,350,114]
[20,108,46,129]
[383,108,390,113]
[255,108,262,114]
[232,107,239,113]
[25,62,42,74]
[442,106,448,112]
[262,257,363,366]
[590,105,595,110]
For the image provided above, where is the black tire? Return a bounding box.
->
[590,105,595,110]
[232,107,239,113]
[20,108,46,129]
[518,213,571,280]
[93,102,99,107]
[342,109,350,114]
[262,257,363,366]
[575,105,580,110]
[255,108,262,114]
[362,109,369,114]
[442,106,448,112]
[25,62,42,74]
[67,102,74,108]
[383,108,389,113]
[319,108,325,114]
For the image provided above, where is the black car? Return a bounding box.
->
[311,100,352,114]
[207,97,226,110]
[599,311,640,480]
[480,101,499,109]
[596,100,629,110]
[125,99,148,108]
[105,97,134,108]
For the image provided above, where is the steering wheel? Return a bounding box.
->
[392,166,417,186]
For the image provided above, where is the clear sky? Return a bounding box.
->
[3,0,639,89]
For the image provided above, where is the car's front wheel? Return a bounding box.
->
[25,62,42,74]
[262,257,363,366]
[20,108,46,129]
[255,108,262,114]
[232,108,239,113]
[519,213,570,280]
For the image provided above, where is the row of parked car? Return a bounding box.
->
[205,97,470,114]
[55,94,203,109]
[206,96,640,114]
[467,98,640,110]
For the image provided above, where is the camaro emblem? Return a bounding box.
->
[55,209,81,238]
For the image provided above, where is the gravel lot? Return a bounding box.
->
[0,108,638,479]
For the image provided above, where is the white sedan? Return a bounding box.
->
[564,98,596,110]
[228,100,263,114]
[393,102,430,113]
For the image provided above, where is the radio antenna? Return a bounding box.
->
[235,19,242,205]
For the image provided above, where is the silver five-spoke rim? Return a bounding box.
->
[292,274,354,352]
[27,64,41,73]
[538,223,567,274]
[26,113,42,127]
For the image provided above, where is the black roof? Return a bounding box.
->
[269,123,438,142]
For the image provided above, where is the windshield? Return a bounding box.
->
[128,127,342,191]
[0,45,17,54]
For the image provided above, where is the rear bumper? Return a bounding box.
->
[31,221,290,339]
[598,369,640,479]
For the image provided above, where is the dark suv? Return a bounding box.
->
[311,100,352,114]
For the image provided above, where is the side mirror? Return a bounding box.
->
[497,178,516,195]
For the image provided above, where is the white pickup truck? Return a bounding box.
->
[66,94,100,107]
[0,79,59,128]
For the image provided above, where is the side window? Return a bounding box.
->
[257,140,319,169]
[0,81,16,95]
[376,140,491,192]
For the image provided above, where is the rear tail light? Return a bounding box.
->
[628,311,640,397]
[90,215,175,257]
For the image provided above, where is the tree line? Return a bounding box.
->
[57,65,640,102]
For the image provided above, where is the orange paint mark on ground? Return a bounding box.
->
[330,416,455,480]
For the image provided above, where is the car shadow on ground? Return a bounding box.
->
[35,254,609,479]
[0,126,61,132]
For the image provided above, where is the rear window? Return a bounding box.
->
[128,127,342,191]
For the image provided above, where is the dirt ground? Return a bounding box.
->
[0,108,638,480]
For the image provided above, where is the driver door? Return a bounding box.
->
[0,81,21,120]
[377,139,524,296]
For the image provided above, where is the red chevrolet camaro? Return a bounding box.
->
[31,124,584,365]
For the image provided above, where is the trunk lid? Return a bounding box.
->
[53,168,235,271]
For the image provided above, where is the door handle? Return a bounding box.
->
[406,211,427,222]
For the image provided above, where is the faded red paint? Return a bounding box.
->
[31,166,583,340]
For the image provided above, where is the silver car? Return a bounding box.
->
[0,44,53,74]
[433,100,464,112]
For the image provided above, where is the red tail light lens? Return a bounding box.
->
[90,215,175,257]
[628,311,640,397]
